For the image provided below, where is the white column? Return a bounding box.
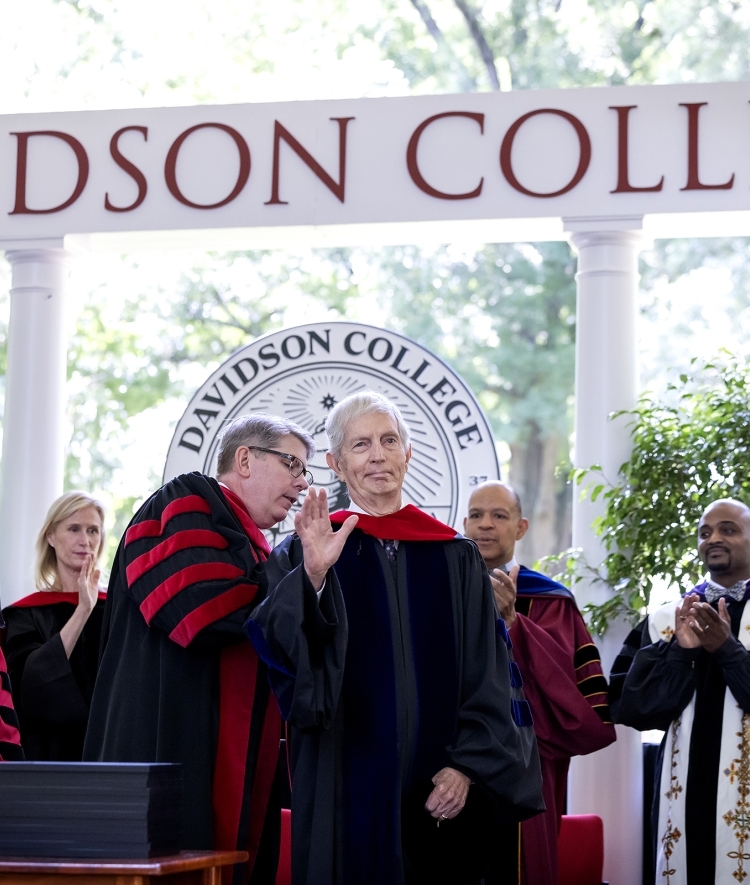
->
[0,248,70,607]
[566,225,644,885]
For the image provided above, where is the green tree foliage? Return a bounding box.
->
[64,250,338,564]
[553,354,750,634]
[367,242,576,445]
[369,0,750,94]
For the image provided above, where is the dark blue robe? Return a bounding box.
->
[248,528,543,885]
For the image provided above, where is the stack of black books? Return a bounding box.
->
[0,762,182,858]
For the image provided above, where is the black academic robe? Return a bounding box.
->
[0,633,23,761]
[247,517,543,885]
[84,473,281,884]
[610,586,750,885]
[3,592,105,761]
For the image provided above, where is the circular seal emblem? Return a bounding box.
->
[164,322,500,544]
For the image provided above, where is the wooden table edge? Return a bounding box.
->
[0,851,248,875]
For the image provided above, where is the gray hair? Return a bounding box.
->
[325,391,411,460]
[216,414,315,476]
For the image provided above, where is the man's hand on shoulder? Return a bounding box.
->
[489,564,519,630]
[295,488,358,592]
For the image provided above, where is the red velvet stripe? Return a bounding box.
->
[0,716,21,746]
[245,691,282,871]
[330,503,457,541]
[213,643,257,885]
[139,562,245,625]
[125,496,212,546]
[168,582,258,648]
[9,591,107,608]
[127,530,229,585]
[0,687,15,708]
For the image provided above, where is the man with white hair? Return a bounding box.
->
[248,391,543,885]
[85,414,314,885]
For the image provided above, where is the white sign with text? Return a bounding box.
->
[2,81,750,246]
[164,322,500,543]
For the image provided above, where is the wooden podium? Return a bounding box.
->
[0,851,248,885]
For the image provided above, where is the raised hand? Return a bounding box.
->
[489,563,519,629]
[424,767,471,821]
[60,553,101,658]
[674,593,702,649]
[77,553,100,614]
[295,487,358,591]
[688,597,733,653]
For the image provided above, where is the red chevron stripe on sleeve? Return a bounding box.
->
[125,495,212,546]
[0,716,21,747]
[169,582,259,648]
[0,686,14,709]
[127,530,229,586]
[140,562,246,625]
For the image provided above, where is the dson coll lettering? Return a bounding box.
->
[1,81,749,244]
[164,322,500,543]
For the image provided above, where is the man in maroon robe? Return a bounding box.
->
[84,415,314,885]
[464,481,616,885]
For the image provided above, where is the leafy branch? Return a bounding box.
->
[538,353,750,633]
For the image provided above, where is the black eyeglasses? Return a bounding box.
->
[248,446,314,484]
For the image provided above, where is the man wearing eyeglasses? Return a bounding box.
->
[85,415,314,885]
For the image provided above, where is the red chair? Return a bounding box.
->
[558,814,605,885]
[277,808,606,885]
[276,808,292,885]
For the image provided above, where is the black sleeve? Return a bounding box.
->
[245,534,347,731]
[444,541,544,821]
[713,637,750,714]
[3,607,89,727]
[611,617,700,731]
[120,475,265,649]
[608,620,649,723]
[0,644,24,760]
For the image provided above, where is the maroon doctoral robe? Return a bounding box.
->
[510,568,615,885]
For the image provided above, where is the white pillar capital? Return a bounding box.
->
[0,247,71,607]
[570,228,645,272]
[5,249,71,289]
[570,228,644,247]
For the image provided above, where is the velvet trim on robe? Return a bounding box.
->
[84,473,280,885]
[495,567,615,885]
[10,591,107,608]
[610,586,750,885]
[248,526,544,885]
[2,596,105,761]
[0,641,23,761]
[329,505,458,541]
[516,566,574,600]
